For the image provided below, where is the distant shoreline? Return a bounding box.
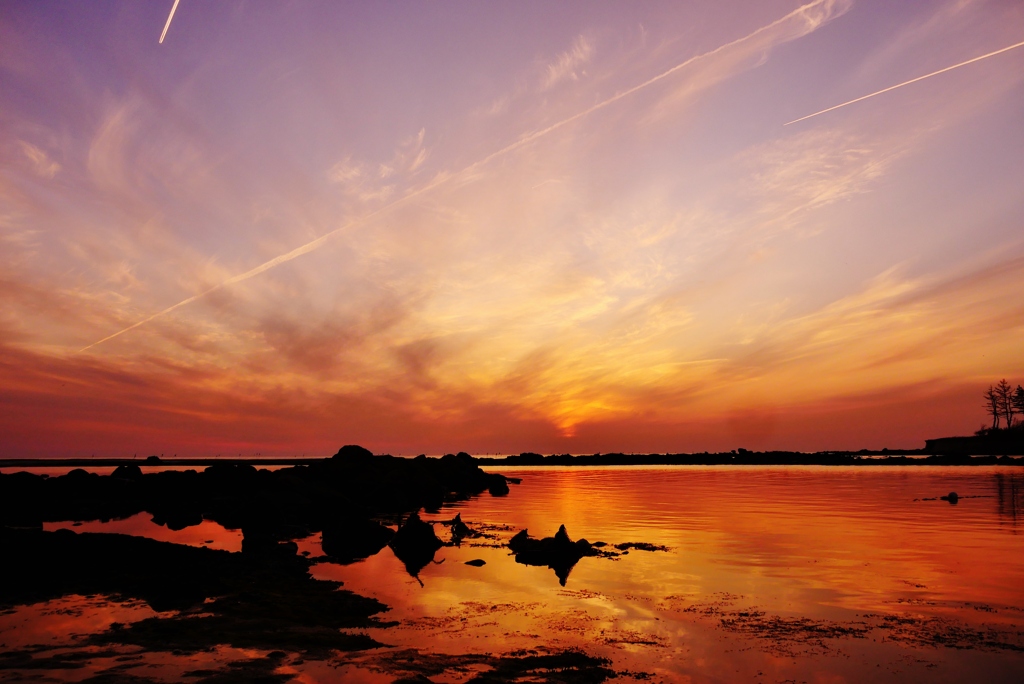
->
[475,452,1024,467]
[2,451,1023,469]
[0,457,326,468]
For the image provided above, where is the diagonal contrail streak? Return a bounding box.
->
[159,0,181,44]
[82,0,840,353]
[785,39,1024,125]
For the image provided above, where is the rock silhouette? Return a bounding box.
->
[321,518,395,563]
[0,526,386,654]
[333,444,375,462]
[112,464,143,480]
[389,511,444,578]
[941,491,959,504]
[448,512,478,545]
[0,445,519,605]
[508,525,600,586]
[0,447,510,563]
[0,450,607,680]
[241,527,301,558]
[614,541,669,552]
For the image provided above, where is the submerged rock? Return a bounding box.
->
[465,559,486,567]
[0,526,389,657]
[389,512,443,577]
[614,542,669,552]
[321,518,395,563]
[150,508,204,531]
[448,513,478,544]
[488,477,510,496]
[507,525,599,586]
[241,528,300,559]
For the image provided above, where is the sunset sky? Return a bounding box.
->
[2,0,1023,457]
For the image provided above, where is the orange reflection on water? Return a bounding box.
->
[43,512,243,552]
[0,594,159,650]
[317,466,1024,683]
[3,466,1023,682]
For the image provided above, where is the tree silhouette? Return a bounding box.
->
[984,385,1002,430]
[1014,385,1024,428]
[995,379,1015,429]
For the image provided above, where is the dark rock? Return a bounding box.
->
[1,450,512,563]
[0,527,391,657]
[112,464,143,480]
[333,444,374,461]
[488,475,510,497]
[389,512,443,577]
[464,559,486,567]
[507,525,599,586]
[941,491,959,504]
[203,462,258,485]
[0,527,387,623]
[0,450,532,663]
[151,508,204,531]
[322,518,395,563]
[448,513,477,544]
[374,649,615,683]
[241,528,300,558]
[392,676,436,684]
[614,542,669,552]
[508,529,531,553]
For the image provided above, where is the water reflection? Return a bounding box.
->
[318,466,1024,682]
[5,465,1024,683]
[388,512,444,581]
[43,512,243,552]
[994,472,1024,528]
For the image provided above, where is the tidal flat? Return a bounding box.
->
[2,456,1023,683]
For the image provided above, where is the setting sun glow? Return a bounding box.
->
[2,0,1023,457]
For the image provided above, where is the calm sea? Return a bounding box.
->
[7,465,1024,682]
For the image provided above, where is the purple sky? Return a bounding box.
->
[2,0,1023,456]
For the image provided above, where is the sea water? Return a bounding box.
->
[3,465,1023,682]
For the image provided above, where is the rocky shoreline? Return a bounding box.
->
[1,446,615,682]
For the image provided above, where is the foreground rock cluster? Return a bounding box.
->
[1,446,509,565]
[0,447,515,634]
[0,525,388,654]
[0,448,558,681]
[509,525,602,585]
[506,524,670,585]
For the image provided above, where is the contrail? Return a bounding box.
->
[159,0,180,44]
[82,0,842,353]
[785,39,1024,125]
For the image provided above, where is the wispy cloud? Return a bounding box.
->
[18,141,61,179]
[326,129,428,203]
[541,34,594,90]
[81,0,850,352]
[714,254,1024,398]
[3,0,1022,454]
[737,128,894,238]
